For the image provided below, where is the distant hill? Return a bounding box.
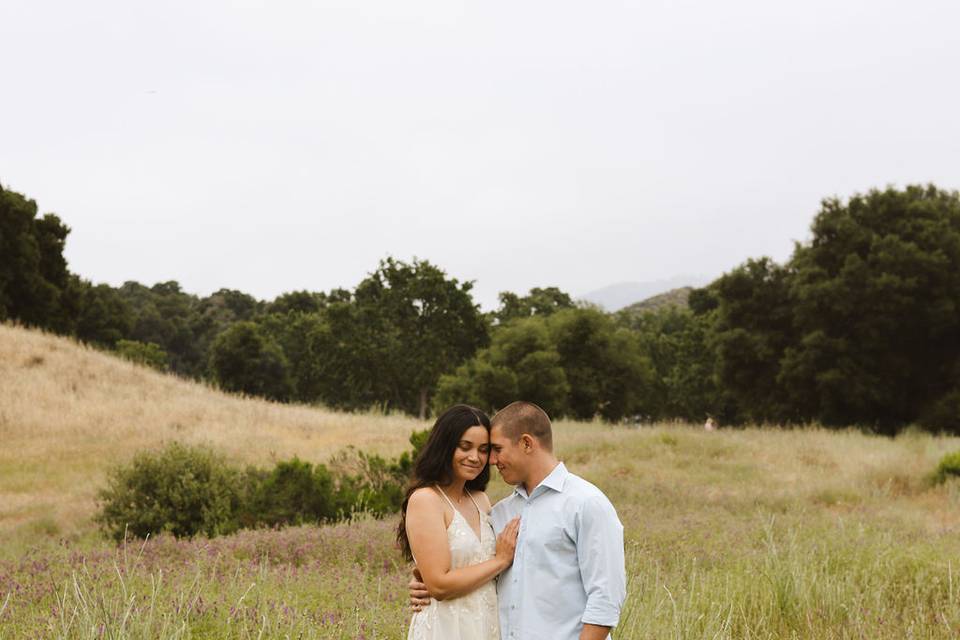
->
[579,275,708,311]
[620,287,694,316]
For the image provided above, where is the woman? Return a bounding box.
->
[397,404,520,640]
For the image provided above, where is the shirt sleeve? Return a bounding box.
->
[576,495,626,628]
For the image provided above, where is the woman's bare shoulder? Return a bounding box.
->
[407,486,444,511]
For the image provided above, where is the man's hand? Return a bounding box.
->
[409,567,432,613]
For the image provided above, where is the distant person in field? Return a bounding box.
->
[398,404,521,639]
[405,401,626,640]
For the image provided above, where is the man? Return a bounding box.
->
[410,401,626,640]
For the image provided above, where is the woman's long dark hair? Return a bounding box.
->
[397,404,492,560]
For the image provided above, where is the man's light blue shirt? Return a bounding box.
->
[490,462,626,640]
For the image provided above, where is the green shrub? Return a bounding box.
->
[327,448,408,517]
[115,339,168,371]
[96,442,242,541]
[392,428,429,478]
[242,458,337,526]
[97,430,425,540]
[934,450,960,484]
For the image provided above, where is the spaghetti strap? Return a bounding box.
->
[434,485,457,510]
[465,490,483,514]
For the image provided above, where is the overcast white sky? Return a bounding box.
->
[2,0,958,309]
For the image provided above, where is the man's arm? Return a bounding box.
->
[580,623,613,640]
[576,496,626,633]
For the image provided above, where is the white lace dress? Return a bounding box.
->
[407,490,500,640]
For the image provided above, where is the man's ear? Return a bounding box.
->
[519,434,535,453]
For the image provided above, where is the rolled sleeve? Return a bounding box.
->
[576,496,627,627]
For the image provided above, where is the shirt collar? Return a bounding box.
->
[514,461,569,499]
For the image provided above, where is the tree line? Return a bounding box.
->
[3,182,959,433]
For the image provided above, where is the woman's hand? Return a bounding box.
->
[494,517,521,570]
[409,568,431,613]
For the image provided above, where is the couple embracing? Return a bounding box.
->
[398,401,626,640]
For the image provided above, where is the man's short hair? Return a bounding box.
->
[491,401,553,451]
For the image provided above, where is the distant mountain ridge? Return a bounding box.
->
[620,287,694,315]
[578,275,708,311]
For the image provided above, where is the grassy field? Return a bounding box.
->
[2,323,960,638]
[0,323,420,541]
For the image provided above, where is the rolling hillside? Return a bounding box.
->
[620,286,694,316]
[0,322,422,538]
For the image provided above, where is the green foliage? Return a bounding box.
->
[687,285,720,315]
[73,280,134,347]
[255,260,491,416]
[266,290,329,315]
[115,339,169,371]
[117,281,206,375]
[390,428,431,479]
[97,430,427,540]
[327,448,408,516]
[933,450,960,484]
[436,316,568,416]
[549,307,654,420]
[96,443,242,541]
[710,185,960,431]
[438,308,654,421]
[622,305,725,421]
[241,458,337,527]
[301,298,400,410]
[408,428,430,460]
[493,286,575,324]
[350,258,490,417]
[780,185,960,430]
[0,185,74,331]
[712,257,795,423]
[208,321,292,400]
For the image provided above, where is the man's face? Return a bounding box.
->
[489,423,526,486]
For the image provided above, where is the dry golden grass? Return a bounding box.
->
[5,322,960,637]
[0,322,422,538]
[552,421,960,536]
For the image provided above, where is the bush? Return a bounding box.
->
[97,430,427,540]
[408,428,429,461]
[327,448,408,517]
[96,443,242,541]
[115,339,168,371]
[934,450,960,484]
[242,458,337,527]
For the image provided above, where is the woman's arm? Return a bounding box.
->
[406,489,519,601]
